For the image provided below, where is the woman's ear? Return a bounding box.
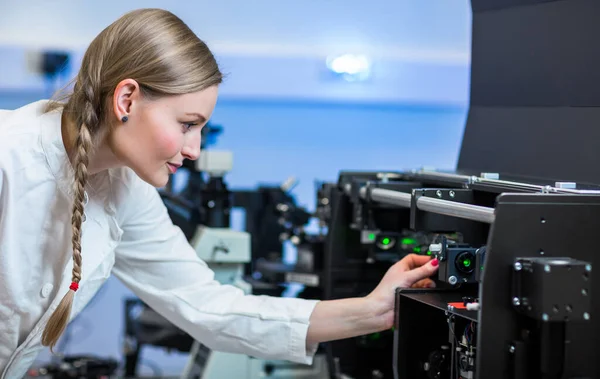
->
[112,79,140,122]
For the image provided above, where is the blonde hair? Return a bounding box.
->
[41,8,223,350]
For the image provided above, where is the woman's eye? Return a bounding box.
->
[182,122,198,132]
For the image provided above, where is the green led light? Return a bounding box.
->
[413,247,421,253]
[427,250,432,255]
[463,259,471,267]
[401,238,417,245]
[368,233,376,241]
[382,237,390,245]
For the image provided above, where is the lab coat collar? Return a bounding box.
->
[39,106,77,199]
[39,103,108,200]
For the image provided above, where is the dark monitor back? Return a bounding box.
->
[457,0,600,185]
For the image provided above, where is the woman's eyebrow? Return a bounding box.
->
[185,112,207,122]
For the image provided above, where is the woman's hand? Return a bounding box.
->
[306,254,438,347]
[366,254,439,330]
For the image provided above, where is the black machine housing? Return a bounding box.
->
[392,171,597,379]
[394,0,600,376]
[323,169,597,379]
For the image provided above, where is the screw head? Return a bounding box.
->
[436,190,442,198]
[509,345,515,353]
[584,312,590,320]
[514,262,522,271]
[449,191,455,198]
[448,276,458,285]
[512,297,521,306]
[586,264,592,272]
[544,265,551,273]
[542,313,549,321]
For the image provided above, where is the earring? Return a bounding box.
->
[121,115,129,123]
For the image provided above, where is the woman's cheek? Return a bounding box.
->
[158,130,184,158]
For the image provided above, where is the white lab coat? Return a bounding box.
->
[0,100,320,378]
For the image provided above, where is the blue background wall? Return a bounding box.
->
[212,100,467,208]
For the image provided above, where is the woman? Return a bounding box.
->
[0,8,439,378]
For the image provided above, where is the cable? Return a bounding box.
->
[447,315,459,379]
[463,321,475,344]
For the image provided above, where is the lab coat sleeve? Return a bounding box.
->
[0,168,4,220]
[110,175,320,364]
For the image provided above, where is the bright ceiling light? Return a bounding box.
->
[326,54,371,81]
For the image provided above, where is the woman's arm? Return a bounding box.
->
[306,296,386,346]
[306,255,439,346]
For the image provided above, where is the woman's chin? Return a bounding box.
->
[135,165,170,188]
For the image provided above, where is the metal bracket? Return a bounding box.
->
[512,257,592,322]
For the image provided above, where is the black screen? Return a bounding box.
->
[457,0,600,185]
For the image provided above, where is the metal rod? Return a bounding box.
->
[412,170,474,182]
[474,177,600,194]
[364,187,495,224]
[475,177,547,192]
[416,196,495,224]
[363,188,412,208]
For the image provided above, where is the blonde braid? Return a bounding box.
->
[70,123,93,285]
[42,80,97,350]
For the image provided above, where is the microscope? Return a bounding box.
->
[233,178,323,299]
[180,149,252,294]
[176,150,328,379]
